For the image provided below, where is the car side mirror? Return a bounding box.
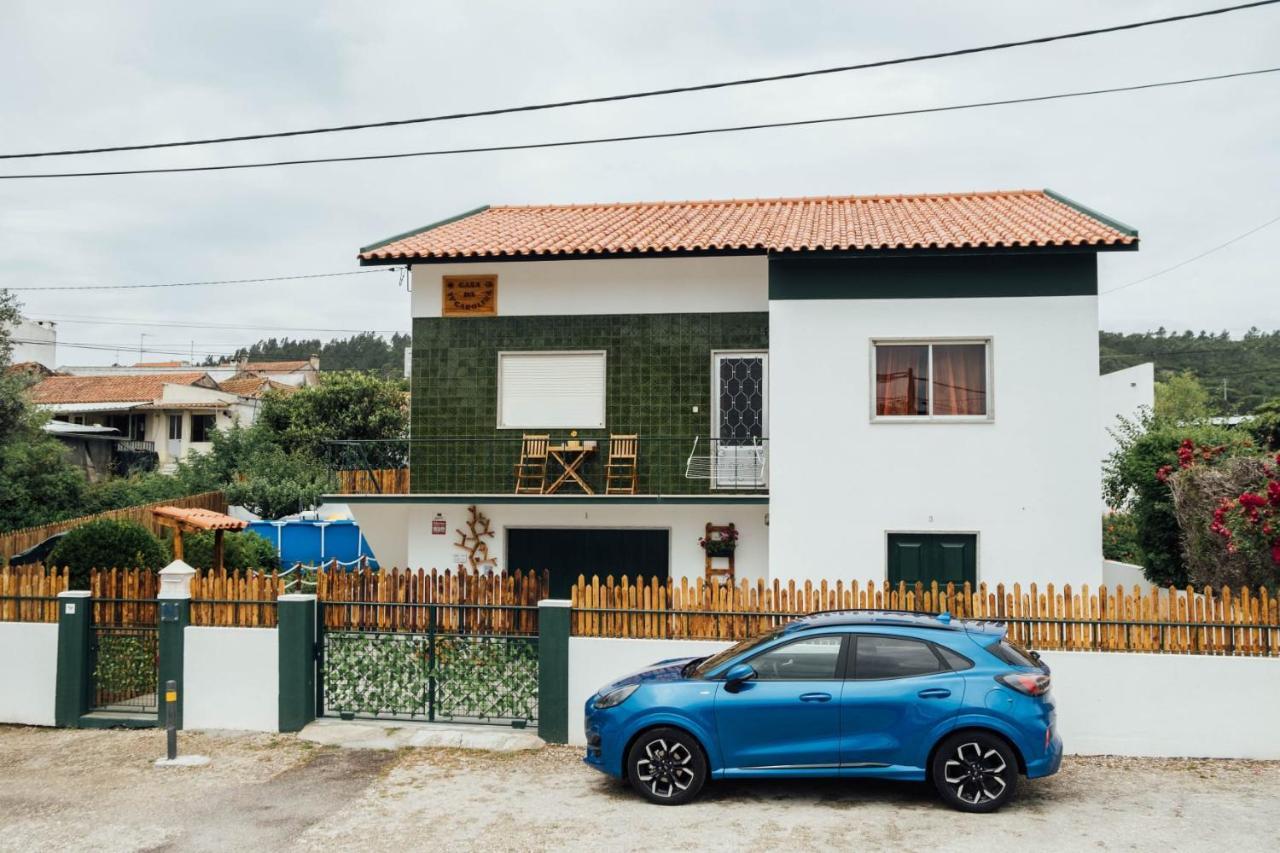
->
[723,663,757,691]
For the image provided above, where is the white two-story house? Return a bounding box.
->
[337,190,1137,596]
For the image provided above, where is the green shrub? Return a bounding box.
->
[1101,513,1142,564]
[47,519,169,589]
[183,530,279,572]
[1103,412,1255,586]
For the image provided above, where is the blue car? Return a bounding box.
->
[583,610,1059,812]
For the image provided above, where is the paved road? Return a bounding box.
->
[1,726,1276,852]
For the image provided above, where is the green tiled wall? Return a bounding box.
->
[410,312,768,493]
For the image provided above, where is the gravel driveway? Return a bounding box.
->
[1,726,1276,852]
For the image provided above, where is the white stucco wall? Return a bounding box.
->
[568,636,733,745]
[183,626,279,732]
[1040,651,1280,759]
[350,501,766,584]
[12,317,57,369]
[565,638,1280,758]
[0,622,58,726]
[1099,362,1155,510]
[349,501,766,583]
[411,256,768,318]
[768,295,1101,586]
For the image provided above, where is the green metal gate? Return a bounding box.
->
[319,602,538,726]
[89,600,160,716]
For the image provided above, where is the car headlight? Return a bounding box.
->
[594,684,639,709]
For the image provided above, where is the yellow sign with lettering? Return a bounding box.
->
[442,275,497,317]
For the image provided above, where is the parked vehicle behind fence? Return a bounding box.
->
[583,610,1059,812]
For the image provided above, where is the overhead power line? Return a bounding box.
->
[28,313,406,334]
[2,1,1275,161]
[3,66,1277,181]
[1101,212,1280,295]
[2,268,399,291]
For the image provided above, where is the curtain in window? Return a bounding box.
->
[932,344,987,416]
[875,345,929,416]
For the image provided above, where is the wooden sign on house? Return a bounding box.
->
[442,275,497,316]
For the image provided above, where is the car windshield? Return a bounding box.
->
[688,627,786,679]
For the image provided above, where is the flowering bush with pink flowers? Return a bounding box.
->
[1210,454,1280,571]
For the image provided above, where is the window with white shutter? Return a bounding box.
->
[497,351,607,429]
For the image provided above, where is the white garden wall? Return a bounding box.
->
[0,622,58,726]
[183,626,279,732]
[568,636,732,746]
[566,637,1280,759]
[1040,651,1280,760]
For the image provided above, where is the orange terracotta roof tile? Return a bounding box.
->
[359,190,1137,262]
[243,360,311,371]
[28,373,211,405]
[218,375,296,398]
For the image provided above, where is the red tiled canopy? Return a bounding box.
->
[359,189,1137,262]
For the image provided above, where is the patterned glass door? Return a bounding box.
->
[712,352,768,488]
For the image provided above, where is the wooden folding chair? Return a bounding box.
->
[605,434,639,494]
[513,434,550,494]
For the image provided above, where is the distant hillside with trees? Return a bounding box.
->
[1100,329,1280,416]
[210,331,410,377]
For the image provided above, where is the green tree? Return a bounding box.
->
[1248,397,1280,452]
[1154,370,1212,424]
[47,519,169,588]
[256,371,406,465]
[0,289,93,533]
[183,530,279,571]
[223,444,334,519]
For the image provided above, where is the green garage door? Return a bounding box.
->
[887,533,977,586]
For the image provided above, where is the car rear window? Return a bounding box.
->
[853,636,944,680]
[987,639,1039,668]
[935,645,974,671]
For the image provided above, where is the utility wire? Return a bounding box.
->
[28,313,406,334]
[2,1,1276,161]
[1101,212,1280,295]
[3,66,1277,181]
[2,268,398,291]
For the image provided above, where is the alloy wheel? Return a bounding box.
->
[634,738,697,799]
[942,741,1008,805]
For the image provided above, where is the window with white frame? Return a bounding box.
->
[497,351,606,429]
[873,340,991,419]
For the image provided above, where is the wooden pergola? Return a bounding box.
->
[152,506,247,571]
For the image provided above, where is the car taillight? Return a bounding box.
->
[997,672,1051,696]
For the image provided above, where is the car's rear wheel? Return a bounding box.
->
[931,731,1019,813]
[625,727,707,805]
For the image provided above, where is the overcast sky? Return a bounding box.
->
[1,0,1277,366]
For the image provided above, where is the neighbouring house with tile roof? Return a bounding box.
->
[339,189,1138,594]
[28,371,261,472]
[58,354,320,387]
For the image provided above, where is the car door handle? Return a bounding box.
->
[799,692,832,702]
[917,688,952,699]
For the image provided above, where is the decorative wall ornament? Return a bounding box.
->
[454,505,496,570]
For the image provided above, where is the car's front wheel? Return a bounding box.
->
[625,727,707,805]
[931,731,1019,813]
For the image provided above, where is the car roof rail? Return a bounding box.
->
[785,608,962,631]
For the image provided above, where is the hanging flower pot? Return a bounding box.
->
[699,524,739,557]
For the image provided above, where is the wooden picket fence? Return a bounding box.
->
[317,567,547,635]
[0,491,227,561]
[569,575,1280,656]
[191,568,286,627]
[336,468,410,495]
[89,567,160,626]
[0,565,68,622]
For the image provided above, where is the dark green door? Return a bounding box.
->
[887,533,977,586]
[506,528,670,599]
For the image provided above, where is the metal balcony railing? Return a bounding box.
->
[324,436,768,497]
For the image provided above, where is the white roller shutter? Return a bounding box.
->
[498,351,606,428]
